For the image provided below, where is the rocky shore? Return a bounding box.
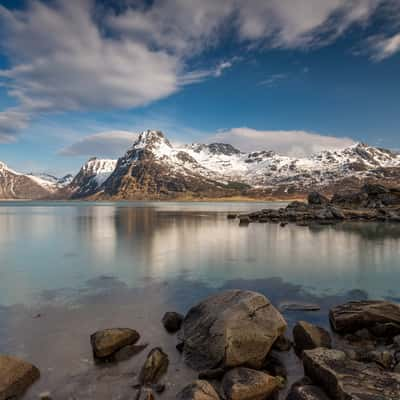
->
[229,184,400,226]
[2,290,400,399]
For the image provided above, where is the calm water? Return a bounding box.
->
[1,202,400,399]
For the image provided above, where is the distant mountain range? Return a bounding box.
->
[2,130,400,200]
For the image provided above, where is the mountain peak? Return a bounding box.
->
[135,130,171,149]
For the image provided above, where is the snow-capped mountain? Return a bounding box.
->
[1,130,399,200]
[93,130,400,200]
[70,157,117,198]
[0,162,55,199]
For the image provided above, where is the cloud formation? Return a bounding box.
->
[211,127,355,157]
[368,33,400,60]
[59,131,138,157]
[0,0,398,142]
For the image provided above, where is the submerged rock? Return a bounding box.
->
[90,328,140,360]
[162,311,184,333]
[0,355,40,400]
[179,290,287,370]
[303,348,400,399]
[222,367,279,400]
[139,347,169,385]
[293,321,331,352]
[280,303,320,312]
[329,300,400,334]
[176,380,220,400]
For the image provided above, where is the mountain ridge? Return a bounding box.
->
[1,130,400,200]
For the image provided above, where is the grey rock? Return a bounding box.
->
[303,348,400,400]
[90,328,140,360]
[139,347,169,385]
[222,367,279,400]
[329,300,400,334]
[162,311,184,333]
[180,290,287,370]
[0,355,40,400]
[293,321,331,352]
[176,380,220,400]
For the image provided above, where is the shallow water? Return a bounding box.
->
[0,202,400,399]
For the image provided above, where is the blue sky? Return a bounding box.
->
[0,0,399,176]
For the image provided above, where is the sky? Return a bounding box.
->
[0,0,399,176]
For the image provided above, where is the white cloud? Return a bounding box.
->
[0,109,30,142]
[368,33,400,60]
[0,0,397,142]
[210,127,355,157]
[59,130,138,157]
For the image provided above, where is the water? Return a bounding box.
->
[0,201,400,399]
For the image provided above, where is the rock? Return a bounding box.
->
[280,303,320,312]
[179,290,287,370]
[0,355,40,400]
[308,192,329,206]
[90,328,140,360]
[198,368,225,380]
[139,347,169,385]
[114,343,148,362]
[162,311,184,333]
[286,380,330,400]
[272,335,292,352]
[154,383,166,393]
[359,350,393,369]
[176,380,220,400]
[227,214,237,220]
[222,368,279,400]
[394,362,400,373]
[328,206,345,220]
[329,300,400,334]
[136,388,155,400]
[369,322,400,338]
[293,321,332,352]
[303,348,400,400]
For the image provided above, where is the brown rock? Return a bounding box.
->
[90,328,140,359]
[329,300,400,334]
[139,347,169,385]
[180,290,287,370]
[222,367,279,400]
[176,380,220,400]
[293,321,331,352]
[303,348,400,400]
[286,381,330,400]
[0,355,40,400]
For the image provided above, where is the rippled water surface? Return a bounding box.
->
[0,201,400,399]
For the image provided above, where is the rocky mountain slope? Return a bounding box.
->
[1,130,399,200]
[94,130,400,200]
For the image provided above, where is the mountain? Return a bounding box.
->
[69,157,117,198]
[1,130,399,200]
[91,130,400,200]
[0,162,55,199]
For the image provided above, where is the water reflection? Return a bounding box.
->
[0,203,400,305]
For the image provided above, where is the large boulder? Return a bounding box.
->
[176,380,220,400]
[179,290,287,370]
[0,355,40,400]
[90,328,140,360]
[293,321,331,352]
[329,300,400,334]
[222,368,279,400]
[139,347,169,385]
[303,348,400,400]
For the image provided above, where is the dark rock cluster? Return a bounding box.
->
[231,184,400,226]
